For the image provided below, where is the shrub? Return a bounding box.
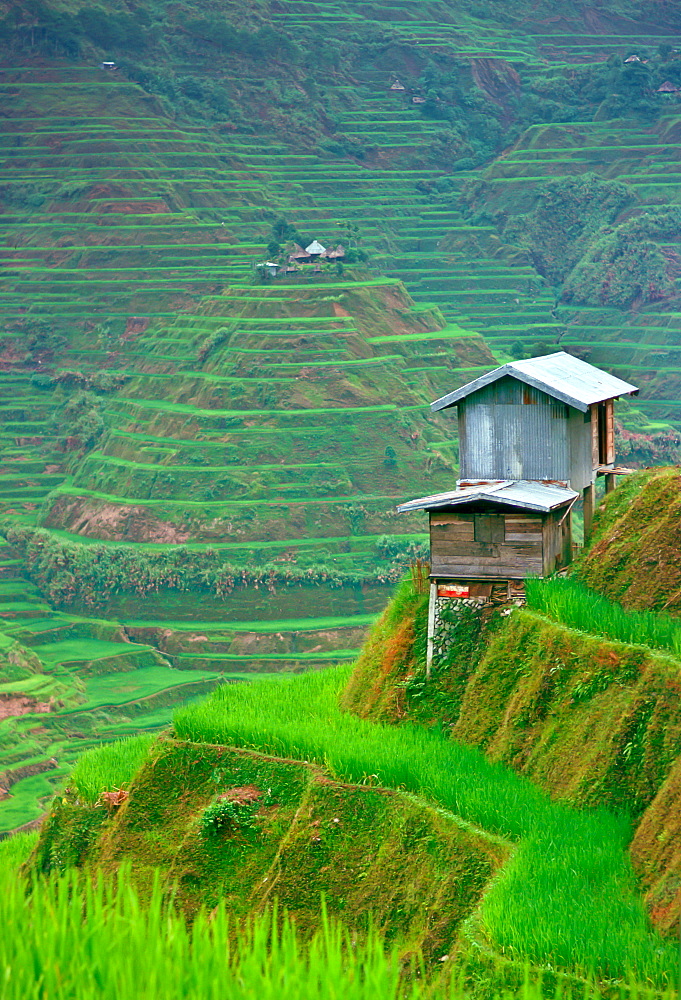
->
[200,798,258,837]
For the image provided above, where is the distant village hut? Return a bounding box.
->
[255,260,280,278]
[321,244,346,261]
[288,243,311,264]
[306,239,326,257]
[390,80,406,91]
[397,353,638,668]
[657,81,680,94]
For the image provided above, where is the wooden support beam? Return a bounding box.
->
[583,483,595,542]
[426,582,436,680]
[605,473,617,495]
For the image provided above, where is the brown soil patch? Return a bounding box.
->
[48,497,190,544]
[0,695,52,721]
[124,316,150,337]
[218,785,262,805]
[101,201,169,215]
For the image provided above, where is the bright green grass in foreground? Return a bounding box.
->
[0,865,427,1000]
[174,668,676,984]
[525,577,681,656]
[0,859,647,1000]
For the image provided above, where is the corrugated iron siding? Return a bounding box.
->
[459,376,570,482]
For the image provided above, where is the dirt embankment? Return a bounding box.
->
[0,694,53,722]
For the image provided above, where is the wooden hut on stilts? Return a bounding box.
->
[397,352,638,673]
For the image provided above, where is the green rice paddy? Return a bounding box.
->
[173,665,677,983]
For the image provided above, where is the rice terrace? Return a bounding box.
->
[6,0,681,996]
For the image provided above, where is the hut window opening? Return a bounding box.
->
[597,401,614,464]
[474,514,505,544]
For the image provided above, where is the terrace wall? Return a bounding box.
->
[343,593,681,933]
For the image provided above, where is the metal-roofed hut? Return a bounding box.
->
[657,81,680,93]
[397,351,638,666]
[397,354,638,666]
[431,352,637,536]
[398,481,577,584]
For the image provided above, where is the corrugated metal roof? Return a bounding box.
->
[305,240,326,254]
[397,480,578,514]
[431,352,638,413]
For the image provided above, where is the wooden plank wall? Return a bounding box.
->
[541,509,573,574]
[430,511,544,579]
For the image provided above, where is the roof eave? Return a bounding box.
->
[397,491,575,515]
[430,363,638,413]
[430,365,510,412]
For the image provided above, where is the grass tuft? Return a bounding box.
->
[68,734,156,804]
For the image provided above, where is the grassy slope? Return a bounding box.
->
[0,829,630,1000]
[577,466,681,613]
[31,664,680,989]
[342,576,681,937]
[33,738,508,969]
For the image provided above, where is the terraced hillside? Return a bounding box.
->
[3,0,681,831]
[0,52,496,643]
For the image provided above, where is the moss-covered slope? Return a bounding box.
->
[577,466,681,613]
[341,576,681,933]
[33,738,507,964]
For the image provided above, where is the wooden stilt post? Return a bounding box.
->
[605,472,616,495]
[583,482,595,543]
[426,582,436,680]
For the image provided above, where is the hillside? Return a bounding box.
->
[3,0,681,833]
[341,484,681,937]
[26,655,680,993]
[576,466,681,613]
[34,738,507,965]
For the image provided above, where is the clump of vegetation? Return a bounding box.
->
[67,734,155,804]
[500,174,633,284]
[200,796,258,836]
[563,229,672,308]
[48,391,107,454]
[3,526,406,611]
